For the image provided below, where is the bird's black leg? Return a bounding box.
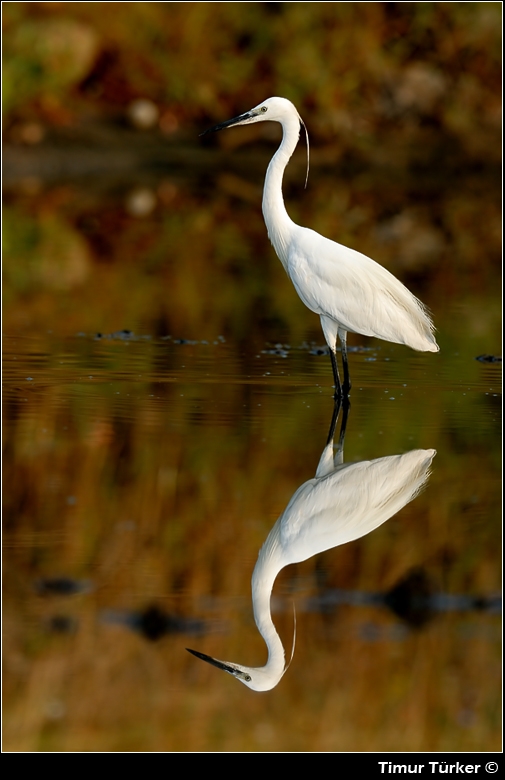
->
[340,332,352,396]
[326,394,342,445]
[325,393,351,446]
[330,347,342,400]
[337,394,351,448]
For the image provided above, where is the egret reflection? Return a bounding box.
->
[188,401,436,691]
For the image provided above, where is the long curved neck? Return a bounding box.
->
[262,114,301,268]
[251,525,286,682]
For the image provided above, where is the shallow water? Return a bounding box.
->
[3,323,501,751]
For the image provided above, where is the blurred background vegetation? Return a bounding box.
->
[2,1,502,344]
[3,1,501,158]
[3,2,502,343]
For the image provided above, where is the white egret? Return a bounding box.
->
[201,97,439,396]
[187,402,436,691]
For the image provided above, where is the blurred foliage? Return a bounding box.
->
[3,5,98,121]
[2,2,502,163]
[3,203,91,301]
[2,162,501,357]
[3,2,501,348]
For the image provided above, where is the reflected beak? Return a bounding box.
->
[199,111,254,136]
[186,648,250,681]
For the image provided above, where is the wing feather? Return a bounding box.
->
[287,227,437,350]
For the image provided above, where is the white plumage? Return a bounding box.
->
[187,411,436,691]
[202,96,439,395]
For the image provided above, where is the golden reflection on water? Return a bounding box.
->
[3,328,501,751]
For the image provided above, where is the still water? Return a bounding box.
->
[3,325,501,751]
[2,143,502,751]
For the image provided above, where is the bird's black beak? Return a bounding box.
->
[186,647,236,674]
[199,111,253,136]
[186,647,251,681]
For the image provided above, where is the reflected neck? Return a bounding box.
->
[251,526,286,681]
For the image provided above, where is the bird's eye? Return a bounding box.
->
[245,674,252,682]
[260,106,268,113]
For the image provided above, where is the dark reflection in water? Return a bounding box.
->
[35,577,93,597]
[304,566,502,630]
[188,400,436,691]
[102,604,208,642]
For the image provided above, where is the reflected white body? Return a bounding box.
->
[188,443,436,691]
